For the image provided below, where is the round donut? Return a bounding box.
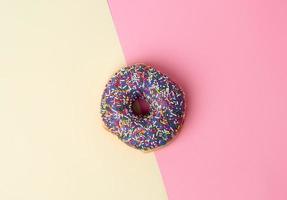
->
[100,64,185,151]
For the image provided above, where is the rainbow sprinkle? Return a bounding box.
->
[101,64,185,151]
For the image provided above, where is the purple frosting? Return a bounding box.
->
[101,64,185,151]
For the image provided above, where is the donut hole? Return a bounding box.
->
[132,98,150,116]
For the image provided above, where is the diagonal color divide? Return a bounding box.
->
[108,0,287,199]
[0,0,167,199]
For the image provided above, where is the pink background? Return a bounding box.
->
[108,0,287,199]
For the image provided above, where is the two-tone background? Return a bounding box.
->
[0,0,287,199]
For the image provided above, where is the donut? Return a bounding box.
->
[100,64,185,151]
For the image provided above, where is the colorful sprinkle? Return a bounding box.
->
[101,64,185,151]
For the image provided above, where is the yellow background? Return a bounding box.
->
[0,0,167,199]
